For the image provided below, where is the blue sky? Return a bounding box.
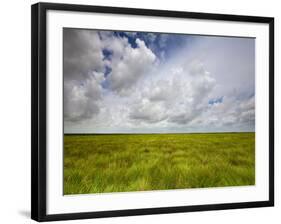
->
[63,29,255,133]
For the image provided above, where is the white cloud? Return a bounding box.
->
[64,31,157,124]
[124,58,216,127]
[64,77,102,122]
[63,29,255,133]
[200,95,255,130]
[63,29,106,122]
[63,29,104,81]
[107,38,156,94]
[129,99,168,124]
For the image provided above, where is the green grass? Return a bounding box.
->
[63,132,255,195]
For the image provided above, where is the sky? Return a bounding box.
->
[63,28,255,133]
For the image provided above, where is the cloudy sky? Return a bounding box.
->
[63,28,255,133]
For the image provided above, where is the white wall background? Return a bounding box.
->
[0,0,279,223]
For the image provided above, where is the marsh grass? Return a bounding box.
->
[63,133,255,195]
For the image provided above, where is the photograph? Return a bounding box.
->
[63,28,255,195]
[31,2,274,221]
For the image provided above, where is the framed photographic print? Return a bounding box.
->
[31,2,274,222]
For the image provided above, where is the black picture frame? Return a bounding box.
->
[31,2,274,222]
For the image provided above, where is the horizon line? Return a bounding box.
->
[64,131,255,135]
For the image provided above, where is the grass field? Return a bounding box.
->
[64,132,255,195]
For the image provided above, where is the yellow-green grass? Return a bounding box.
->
[64,132,255,195]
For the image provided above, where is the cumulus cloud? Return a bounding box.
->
[202,95,255,131]
[129,99,168,123]
[63,29,106,122]
[63,29,104,81]
[107,38,156,94]
[63,29,255,133]
[127,60,216,126]
[63,30,157,123]
[64,73,103,122]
